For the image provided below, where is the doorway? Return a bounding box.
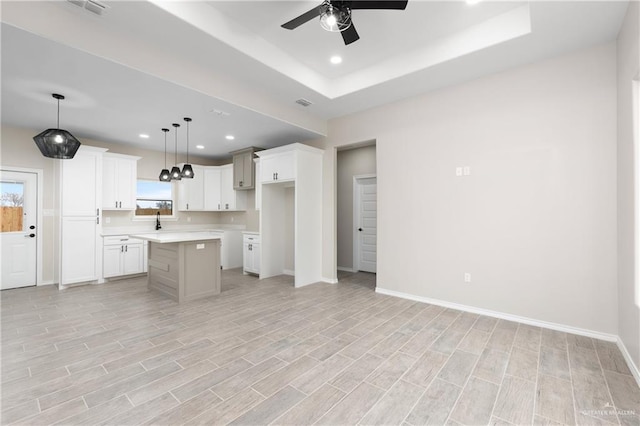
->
[0,169,40,289]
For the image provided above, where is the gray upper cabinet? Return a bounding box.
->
[230,147,261,190]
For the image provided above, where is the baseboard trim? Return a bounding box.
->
[337,267,356,273]
[39,280,55,286]
[375,287,619,343]
[322,277,339,284]
[283,269,294,276]
[616,337,640,386]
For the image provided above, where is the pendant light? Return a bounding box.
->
[181,117,194,179]
[33,93,82,159]
[159,128,171,182]
[170,123,182,181]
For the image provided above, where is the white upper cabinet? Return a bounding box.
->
[204,167,221,211]
[178,165,205,211]
[102,153,140,210]
[260,151,295,183]
[178,164,246,212]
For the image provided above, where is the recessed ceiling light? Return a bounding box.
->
[225,135,235,140]
[139,134,149,139]
[330,55,342,65]
[196,145,205,149]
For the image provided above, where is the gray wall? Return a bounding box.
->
[616,1,640,372]
[337,145,376,270]
[322,42,618,336]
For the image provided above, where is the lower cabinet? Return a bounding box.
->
[103,236,147,278]
[243,233,260,275]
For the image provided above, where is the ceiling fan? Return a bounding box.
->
[281,0,409,46]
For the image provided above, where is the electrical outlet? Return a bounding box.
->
[456,167,463,177]
[187,216,191,222]
[463,166,471,176]
[231,216,235,222]
[464,273,471,283]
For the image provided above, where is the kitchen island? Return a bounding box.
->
[131,232,221,303]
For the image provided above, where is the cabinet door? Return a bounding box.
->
[252,242,260,274]
[61,216,99,284]
[103,245,123,278]
[204,167,222,211]
[243,241,252,273]
[260,153,294,183]
[233,154,245,190]
[179,166,205,211]
[220,165,234,210]
[254,160,261,211]
[62,150,101,216]
[102,157,119,210]
[123,244,143,275]
[117,159,136,210]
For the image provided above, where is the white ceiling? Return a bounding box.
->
[0,0,629,159]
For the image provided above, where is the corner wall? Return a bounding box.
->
[323,43,618,335]
[616,1,640,373]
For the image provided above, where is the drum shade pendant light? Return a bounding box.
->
[181,117,194,179]
[159,128,171,182]
[170,123,182,181]
[33,94,81,159]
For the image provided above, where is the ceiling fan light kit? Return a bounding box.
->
[281,0,408,46]
[33,93,82,159]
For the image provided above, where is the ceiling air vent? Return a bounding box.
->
[295,98,313,107]
[67,0,110,16]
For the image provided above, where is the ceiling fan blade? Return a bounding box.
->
[341,23,360,45]
[349,0,408,10]
[281,5,324,30]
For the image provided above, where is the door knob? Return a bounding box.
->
[358,228,363,231]
[29,225,35,230]
[24,233,35,238]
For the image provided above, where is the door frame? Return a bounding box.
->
[353,174,376,272]
[0,166,44,286]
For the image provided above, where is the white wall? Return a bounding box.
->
[616,2,640,371]
[322,43,618,335]
[337,144,376,270]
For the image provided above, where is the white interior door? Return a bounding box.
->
[1,170,37,289]
[355,177,377,273]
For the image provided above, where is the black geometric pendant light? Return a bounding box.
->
[181,117,194,179]
[159,128,171,182]
[33,94,81,159]
[170,123,182,181]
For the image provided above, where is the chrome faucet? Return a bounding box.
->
[155,211,162,230]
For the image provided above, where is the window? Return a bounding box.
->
[0,181,24,232]
[136,180,173,216]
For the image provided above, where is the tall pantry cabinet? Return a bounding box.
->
[258,143,323,287]
[55,146,107,289]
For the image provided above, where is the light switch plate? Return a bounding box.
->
[463,166,471,176]
[456,167,463,177]
[196,243,205,250]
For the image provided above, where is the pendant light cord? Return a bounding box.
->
[175,126,178,164]
[186,121,189,163]
[164,130,167,168]
[56,97,60,128]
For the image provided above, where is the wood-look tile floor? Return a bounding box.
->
[1,269,638,426]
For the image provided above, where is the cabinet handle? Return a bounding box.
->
[239,181,243,187]
[187,203,189,210]
[119,201,122,208]
[125,246,128,253]
[115,201,118,208]
[121,246,124,253]
[218,203,220,210]
[225,204,229,209]
[273,173,275,180]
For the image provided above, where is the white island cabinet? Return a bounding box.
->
[243,232,260,275]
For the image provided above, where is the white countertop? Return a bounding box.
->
[242,231,260,236]
[101,224,245,237]
[130,231,223,244]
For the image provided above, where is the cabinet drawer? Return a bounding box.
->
[104,236,142,246]
[243,234,260,244]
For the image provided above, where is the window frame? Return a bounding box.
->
[133,179,178,221]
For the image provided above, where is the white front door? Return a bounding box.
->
[1,170,38,289]
[355,177,377,273]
